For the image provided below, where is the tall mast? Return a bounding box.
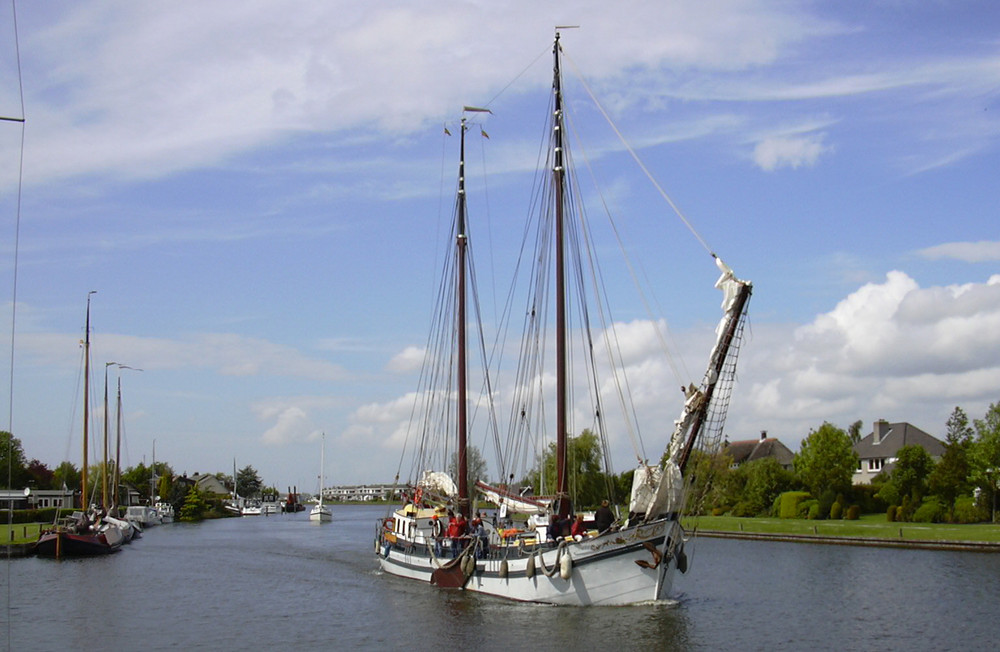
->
[552,33,570,518]
[455,116,469,517]
[102,362,110,510]
[114,374,122,507]
[81,290,95,510]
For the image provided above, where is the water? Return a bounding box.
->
[3,505,998,650]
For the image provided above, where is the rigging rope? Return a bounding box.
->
[561,49,716,260]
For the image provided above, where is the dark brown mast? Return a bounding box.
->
[81,290,95,510]
[456,116,469,517]
[552,33,570,518]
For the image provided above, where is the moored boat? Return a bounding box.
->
[375,31,752,605]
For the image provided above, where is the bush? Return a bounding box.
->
[953,496,985,524]
[912,497,946,523]
[816,490,837,521]
[778,491,812,519]
[807,503,821,520]
[798,499,818,519]
[829,501,843,520]
[711,506,728,516]
[846,504,861,520]
[887,505,897,522]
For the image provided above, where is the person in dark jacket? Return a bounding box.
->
[594,500,615,533]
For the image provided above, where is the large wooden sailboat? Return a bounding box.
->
[35,292,124,557]
[375,32,752,605]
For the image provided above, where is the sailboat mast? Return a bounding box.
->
[114,375,122,507]
[552,33,570,518]
[102,362,110,510]
[81,291,95,510]
[455,117,470,517]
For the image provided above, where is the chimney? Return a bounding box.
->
[873,419,889,445]
[760,430,768,441]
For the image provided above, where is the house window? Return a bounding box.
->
[868,458,884,472]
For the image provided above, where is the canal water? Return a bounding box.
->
[2,504,998,650]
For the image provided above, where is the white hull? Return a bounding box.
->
[377,517,683,606]
[309,505,332,523]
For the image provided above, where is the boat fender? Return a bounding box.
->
[499,559,509,578]
[559,552,573,580]
[677,545,688,574]
[526,554,536,579]
[462,554,476,577]
[382,543,391,559]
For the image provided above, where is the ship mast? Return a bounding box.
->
[81,290,95,510]
[551,33,571,518]
[455,116,469,517]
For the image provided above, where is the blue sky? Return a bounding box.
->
[1,1,998,491]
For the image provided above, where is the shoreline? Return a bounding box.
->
[694,528,1000,552]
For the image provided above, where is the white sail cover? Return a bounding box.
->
[418,470,458,498]
[631,257,746,520]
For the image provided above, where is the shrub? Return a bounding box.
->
[711,506,728,517]
[778,491,812,519]
[953,496,985,524]
[887,505,897,522]
[798,499,818,519]
[807,503,821,520]
[846,504,861,520]
[912,497,946,523]
[829,501,843,520]
[816,490,837,521]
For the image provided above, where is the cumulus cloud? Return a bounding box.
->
[737,272,1000,445]
[752,133,830,171]
[386,346,426,373]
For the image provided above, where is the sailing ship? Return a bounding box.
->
[35,292,125,557]
[309,434,333,523]
[374,32,752,605]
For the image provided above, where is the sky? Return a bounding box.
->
[1,1,999,493]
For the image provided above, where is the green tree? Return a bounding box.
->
[876,444,935,519]
[684,449,733,515]
[848,420,864,444]
[525,429,608,509]
[0,431,29,489]
[970,400,1000,522]
[236,465,263,498]
[52,461,81,492]
[449,445,489,488]
[793,422,858,498]
[179,486,209,521]
[928,407,974,509]
[736,458,795,516]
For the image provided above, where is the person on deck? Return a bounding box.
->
[571,514,586,538]
[430,514,444,556]
[594,499,615,533]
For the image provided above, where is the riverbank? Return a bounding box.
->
[685,514,1000,552]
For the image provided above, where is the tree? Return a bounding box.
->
[736,458,795,516]
[793,422,858,498]
[970,401,1000,522]
[848,420,864,444]
[236,465,263,498]
[26,459,55,489]
[179,486,209,521]
[928,407,974,509]
[0,431,29,489]
[52,461,81,493]
[525,429,608,509]
[449,445,489,488]
[876,444,935,517]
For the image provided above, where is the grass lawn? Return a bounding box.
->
[1,522,45,545]
[682,514,1000,543]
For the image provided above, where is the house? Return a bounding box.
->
[724,431,795,471]
[191,473,231,497]
[852,419,945,485]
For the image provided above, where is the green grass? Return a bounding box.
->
[682,514,1000,543]
[1,522,45,545]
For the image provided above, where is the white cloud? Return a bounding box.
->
[916,241,1000,263]
[735,271,1000,446]
[752,133,830,171]
[386,346,425,373]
